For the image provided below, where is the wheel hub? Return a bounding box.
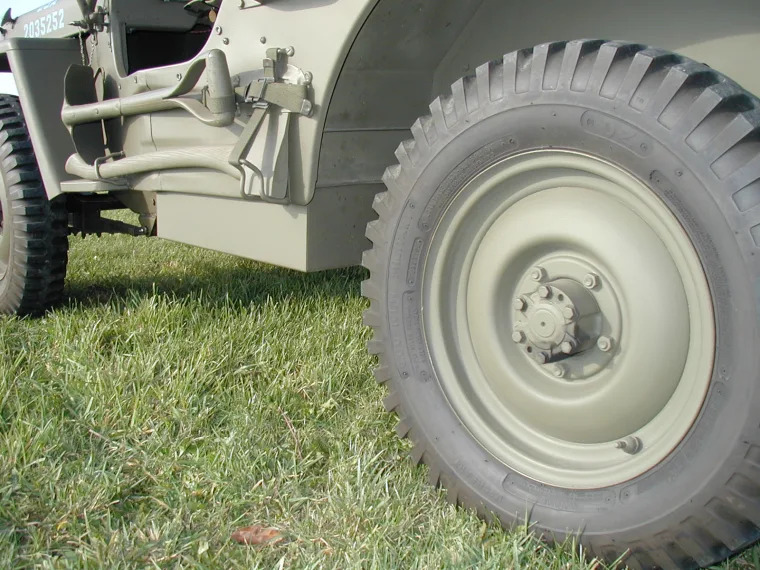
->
[513,275,601,364]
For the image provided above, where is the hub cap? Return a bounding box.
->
[423,150,714,488]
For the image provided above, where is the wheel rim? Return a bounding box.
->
[423,150,715,489]
[0,177,9,280]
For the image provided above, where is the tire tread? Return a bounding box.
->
[0,94,68,315]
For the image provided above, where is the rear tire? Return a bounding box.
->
[0,95,68,315]
[363,41,760,569]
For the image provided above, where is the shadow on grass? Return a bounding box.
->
[62,259,367,311]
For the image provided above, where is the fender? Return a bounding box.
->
[0,37,79,199]
[319,0,760,193]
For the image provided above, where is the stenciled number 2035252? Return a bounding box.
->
[23,9,65,38]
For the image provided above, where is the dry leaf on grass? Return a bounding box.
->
[231,525,284,546]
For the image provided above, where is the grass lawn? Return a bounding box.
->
[0,226,758,569]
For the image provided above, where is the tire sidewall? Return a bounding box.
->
[384,90,760,540]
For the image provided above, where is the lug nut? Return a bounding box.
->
[560,341,575,354]
[535,352,549,364]
[530,266,546,282]
[513,297,527,311]
[615,436,642,455]
[512,330,526,344]
[538,285,552,299]
[550,364,566,378]
[597,336,613,352]
[562,306,575,320]
[583,273,599,289]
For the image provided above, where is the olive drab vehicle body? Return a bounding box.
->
[0,1,759,568]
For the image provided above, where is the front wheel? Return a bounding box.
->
[0,95,68,315]
[363,41,760,569]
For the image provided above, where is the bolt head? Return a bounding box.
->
[535,352,548,364]
[513,297,526,311]
[551,364,566,378]
[562,306,575,320]
[583,273,599,289]
[560,341,574,354]
[597,336,613,352]
[538,285,552,299]
[530,266,546,282]
[511,330,526,344]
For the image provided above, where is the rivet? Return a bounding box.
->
[538,285,551,299]
[530,266,546,282]
[511,331,526,344]
[551,364,566,378]
[303,71,313,86]
[583,273,599,289]
[222,37,230,45]
[513,297,526,311]
[214,25,222,35]
[597,336,613,352]
[260,36,267,44]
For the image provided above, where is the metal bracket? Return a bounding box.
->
[229,47,312,200]
[72,2,108,33]
[230,104,291,200]
[239,158,265,198]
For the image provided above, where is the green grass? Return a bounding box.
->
[0,226,757,569]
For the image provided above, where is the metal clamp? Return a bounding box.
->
[93,152,126,183]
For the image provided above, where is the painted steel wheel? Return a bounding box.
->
[362,41,760,569]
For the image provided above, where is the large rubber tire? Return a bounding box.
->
[362,41,760,569]
[0,95,68,315]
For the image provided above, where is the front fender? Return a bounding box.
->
[0,37,80,199]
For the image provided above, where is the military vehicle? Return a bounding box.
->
[0,0,758,567]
